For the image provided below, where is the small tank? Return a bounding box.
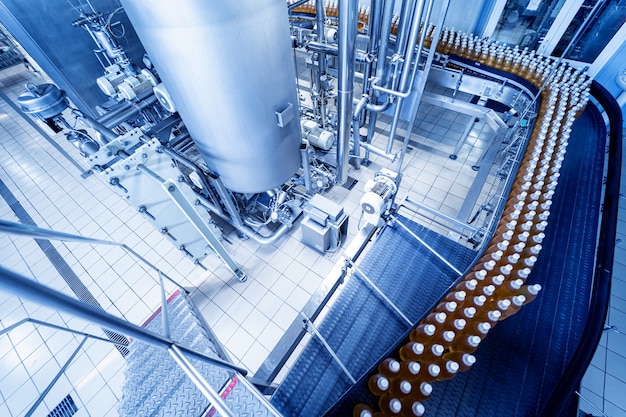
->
[120,0,302,193]
[17,83,68,120]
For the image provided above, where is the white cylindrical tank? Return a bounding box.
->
[120,0,302,193]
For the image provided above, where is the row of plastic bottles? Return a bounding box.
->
[354,28,590,417]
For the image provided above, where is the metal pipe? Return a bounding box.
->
[82,114,119,144]
[158,272,171,339]
[394,0,418,60]
[315,0,327,128]
[24,337,88,417]
[375,0,396,86]
[359,142,396,161]
[351,94,370,169]
[208,174,245,228]
[394,0,437,169]
[97,95,159,128]
[0,265,248,375]
[169,345,236,417]
[336,0,358,185]
[385,0,427,154]
[300,144,314,194]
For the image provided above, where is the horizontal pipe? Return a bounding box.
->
[359,142,396,161]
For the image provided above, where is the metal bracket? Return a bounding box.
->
[162,179,247,282]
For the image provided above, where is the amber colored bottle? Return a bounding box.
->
[400,400,426,417]
[421,343,445,362]
[474,309,502,327]
[486,298,511,315]
[417,363,441,382]
[454,306,477,321]
[409,324,436,343]
[399,341,425,362]
[500,295,527,319]
[423,311,447,327]
[454,279,478,293]
[443,290,467,305]
[464,294,487,310]
[518,283,542,303]
[437,360,460,381]
[378,358,401,379]
[368,374,390,396]
[450,334,481,353]
[434,300,458,315]
[398,361,421,381]
[464,322,491,338]
[389,378,413,396]
[442,351,476,372]
[379,395,403,416]
[411,382,433,402]
[496,278,524,297]
[353,404,375,417]
[442,318,467,333]
[433,330,456,349]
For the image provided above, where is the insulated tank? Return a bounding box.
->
[120,0,302,193]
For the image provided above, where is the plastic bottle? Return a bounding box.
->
[443,290,467,305]
[442,351,476,372]
[433,330,456,349]
[434,301,458,315]
[417,363,441,382]
[398,361,421,381]
[496,278,524,297]
[518,283,542,303]
[399,342,425,361]
[378,358,401,379]
[454,306,477,321]
[411,382,433,402]
[465,322,491,338]
[423,311,448,327]
[389,378,412,396]
[400,400,426,417]
[465,294,487,310]
[450,334,482,353]
[436,360,460,381]
[500,295,527,319]
[409,324,436,343]
[454,279,478,293]
[486,298,511,315]
[353,404,375,417]
[379,395,403,416]
[368,374,390,395]
[421,343,445,362]
[442,318,467,333]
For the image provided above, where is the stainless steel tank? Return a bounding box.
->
[120,0,302,193]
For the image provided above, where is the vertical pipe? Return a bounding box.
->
[336,0,358,185]
[385,0,427,154]
[375,0,396,83]
[316,0,327,127]
[300,144,313,194]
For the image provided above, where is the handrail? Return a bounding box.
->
[0,219,186,292]
[24,337,88,417]
[0,317,128,346]
[539,81,622,416]
[0,265,249,376]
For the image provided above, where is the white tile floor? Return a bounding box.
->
[0,53,625,417]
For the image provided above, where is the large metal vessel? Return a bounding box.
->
[120,0,302,193]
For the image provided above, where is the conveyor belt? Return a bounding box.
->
[324,100,606,417]
[271,217,477,417]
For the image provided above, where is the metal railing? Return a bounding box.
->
[0,219,250,416]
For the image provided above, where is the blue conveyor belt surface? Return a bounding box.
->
[324,102,606,417]
[271,217,477,417]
